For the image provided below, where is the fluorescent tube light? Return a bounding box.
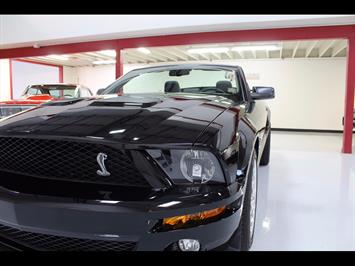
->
[137,47,151,54]
[98,50,116,57]
[93,60,116,65]
[231,45,280,52]
[187,47,229,54]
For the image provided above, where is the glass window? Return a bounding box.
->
[25,85,77,99]
[105,68,242,101]
[26,88,42,96]
[80,88,92,97]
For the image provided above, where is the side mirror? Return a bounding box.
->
[251,86,275,100]
[96,88,106,95]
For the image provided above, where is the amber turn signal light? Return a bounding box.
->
[163,206,226,226]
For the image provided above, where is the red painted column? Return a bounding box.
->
[342,36,355,154]
[9,59,14,100]
[59,66,64,83]
[115,45,123,79]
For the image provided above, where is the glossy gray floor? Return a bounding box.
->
[251,132,355,251]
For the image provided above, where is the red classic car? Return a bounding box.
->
[0,84,93,119]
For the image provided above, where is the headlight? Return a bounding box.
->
[147,149,225,184]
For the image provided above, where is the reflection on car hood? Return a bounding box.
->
[0,94,234,146]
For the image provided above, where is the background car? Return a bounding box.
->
[0,83,93,119]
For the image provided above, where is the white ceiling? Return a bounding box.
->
[23,39,348,67]
[1,15,355,49]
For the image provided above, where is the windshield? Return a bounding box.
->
[104,68,243,101]
[25,85,77,99]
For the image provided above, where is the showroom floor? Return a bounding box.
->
[251,132,355,251]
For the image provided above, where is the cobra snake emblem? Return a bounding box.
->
[96,153,111,176]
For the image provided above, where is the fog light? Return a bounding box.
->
[178,239,200,251]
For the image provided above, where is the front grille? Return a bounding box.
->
[0,137,150,187]
[0,224,136,251]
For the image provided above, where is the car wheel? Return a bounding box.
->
[259,131,270,166]
[227,152,258,251]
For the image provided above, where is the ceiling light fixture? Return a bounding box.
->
[46,54,69,60]
[231,45,280,52]
[93,60,116,65]
[98,50,116,57]
[137,47,151,54]
[187,47,229,54]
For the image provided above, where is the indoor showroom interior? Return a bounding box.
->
[0,15,354,251]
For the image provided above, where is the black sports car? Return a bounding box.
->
[0,64,274,251]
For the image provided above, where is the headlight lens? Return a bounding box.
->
[147,149,225,184]
[180,150,216,183]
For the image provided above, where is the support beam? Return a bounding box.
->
[233,50,243,59]
[211,53,221,60]
[2,25,355,60]
[332,40,347,57]
[123,53,147,64]
[162,47,189,61]
[151,49,177,62]
[125,51,155,63]
[252,50,257,59]
[115,45,123,78]
[280,42,284,58]
[306,40,318,57]
[196,52,210,61]
[226,51,233,59]
[170,47,199,61]
[292,41,300,58]
[342,37,355,154]
[319,40,336,57]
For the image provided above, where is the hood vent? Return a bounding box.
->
[42,99,85,106]
[90,96,163,108]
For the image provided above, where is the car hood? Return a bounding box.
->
[0,94,233,146]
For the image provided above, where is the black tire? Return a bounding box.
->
[259,131,270,166]
[227,152,258,251]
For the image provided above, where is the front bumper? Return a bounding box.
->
[0,184,243,251]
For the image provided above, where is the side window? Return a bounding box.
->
[26,88,40,96]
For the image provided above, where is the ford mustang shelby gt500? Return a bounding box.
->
[0,64,274,251]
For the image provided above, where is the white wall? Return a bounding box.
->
[63,66,78,84]
[75,65,115,94]
[0,59,11,100]
[1,15,355,49]
[237,59,346,131]
[123,58,347,131]
[11,60,60,99]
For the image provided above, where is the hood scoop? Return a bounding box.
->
[42,99,85,106]
[90,96,163,108]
